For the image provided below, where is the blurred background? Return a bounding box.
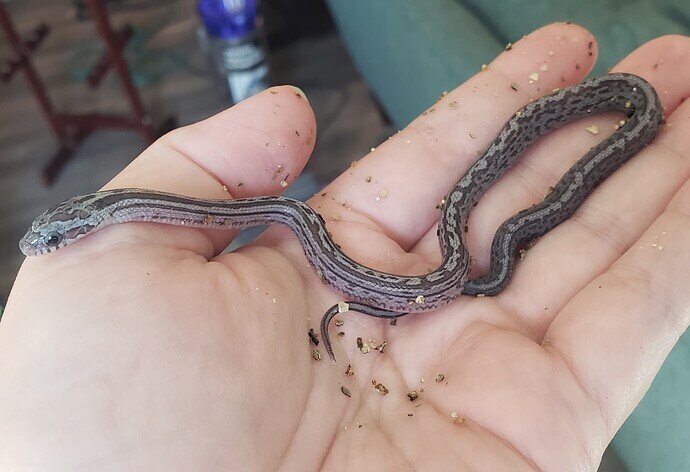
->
[0,0,688,470]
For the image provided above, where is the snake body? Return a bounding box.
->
[19,73,662,360]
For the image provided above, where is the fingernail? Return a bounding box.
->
[287,85,309,103]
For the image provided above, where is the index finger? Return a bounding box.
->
[310,23,596,252]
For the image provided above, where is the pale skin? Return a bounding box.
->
[1,23,689,471]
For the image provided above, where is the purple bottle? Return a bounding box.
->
[197,0,270,103]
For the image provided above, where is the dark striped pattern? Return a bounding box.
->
[20,74,662,361]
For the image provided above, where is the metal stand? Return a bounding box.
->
[0,0,175,185]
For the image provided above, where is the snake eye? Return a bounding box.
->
[43,231,63,247]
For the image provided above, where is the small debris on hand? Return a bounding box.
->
[374,383,389,396]
[308,328,319,346]
[585,125,599,135]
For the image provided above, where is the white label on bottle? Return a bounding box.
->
[221,42,265,70]
[227,62,269,103]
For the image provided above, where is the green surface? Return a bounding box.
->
[613,330,690,471]
[325,0,503,127]
[458,0,688,76]
[326,0,689,128]
[324,1,690,470]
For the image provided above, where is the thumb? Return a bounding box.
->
[102,85,316,257]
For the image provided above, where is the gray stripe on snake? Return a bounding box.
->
[19,73,662,361]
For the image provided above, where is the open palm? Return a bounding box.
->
[1,24,689,471]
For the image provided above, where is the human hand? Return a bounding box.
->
[1,23,689,471]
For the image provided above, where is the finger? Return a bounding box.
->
[102,86,316,256]
[308,23,596,273]
[544,157,690,434]
[492,35,690,333]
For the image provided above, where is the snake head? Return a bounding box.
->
[19,194,103,256]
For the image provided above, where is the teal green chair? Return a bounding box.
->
[323,1,690,470]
